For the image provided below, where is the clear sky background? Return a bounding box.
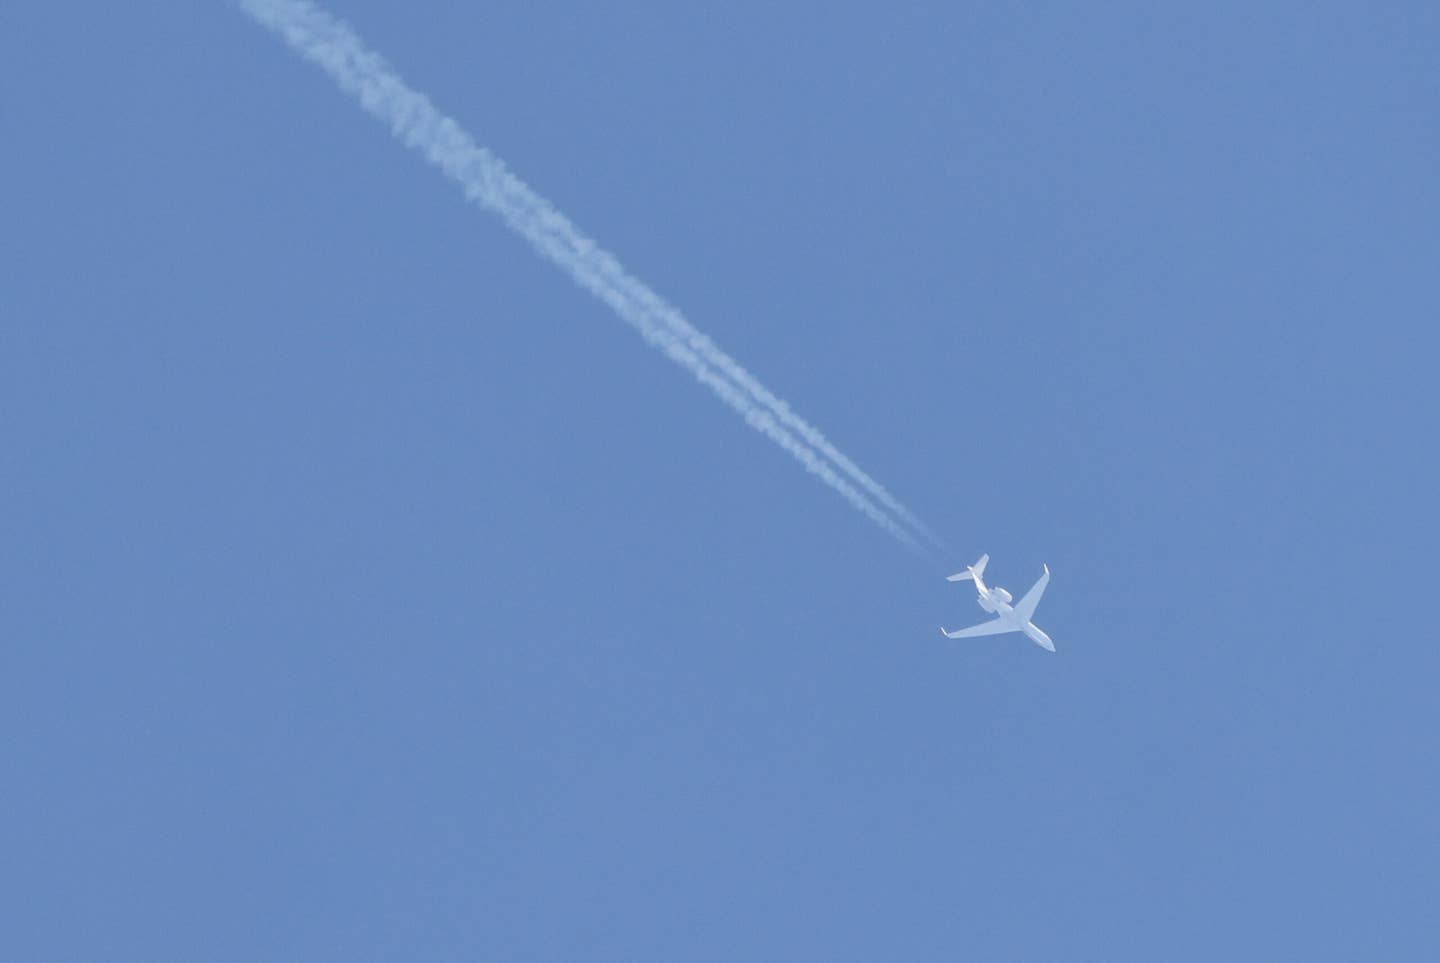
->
[4,1,1437,959]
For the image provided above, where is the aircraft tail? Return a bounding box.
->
[945,553,989,582]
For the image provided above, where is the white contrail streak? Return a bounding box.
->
[237,0,933,551]
[591,264,941,547]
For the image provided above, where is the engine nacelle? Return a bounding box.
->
[991,586,1013,605]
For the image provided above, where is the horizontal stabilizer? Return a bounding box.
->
[946,553,989,582]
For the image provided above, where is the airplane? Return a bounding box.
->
[940,554,1055,652]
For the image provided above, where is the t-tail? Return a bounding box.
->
[946,553,989,582]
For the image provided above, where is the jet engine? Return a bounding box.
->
[978,588,1012,610]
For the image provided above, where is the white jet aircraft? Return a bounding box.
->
[940,554,1055,652]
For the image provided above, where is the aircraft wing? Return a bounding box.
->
[1012,564,1050,622]
[940,618,1009,639]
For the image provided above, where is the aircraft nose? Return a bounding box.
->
[1027,626,1055,652]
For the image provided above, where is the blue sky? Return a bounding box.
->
[4,1,1437,958]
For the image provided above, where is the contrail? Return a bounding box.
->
[585,255,941,547]
[237,0,935,552]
